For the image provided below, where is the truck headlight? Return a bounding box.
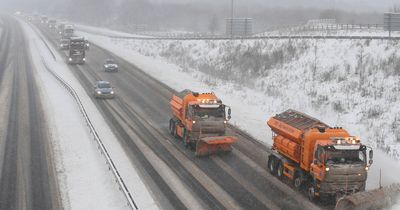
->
[110,91,114,94]
[83,58,86,61]
[224,120,227,124]
[192,121,196,124]
[97,91,101,94]
[365,166,369,171]
[68,58,72,61]
[325,167,330,172]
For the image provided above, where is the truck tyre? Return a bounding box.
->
[183,130,189,148]
[169,119,175,136]
[189,141,196,151]
[173,124,178,137]
[308,179,318,201]
[293,172,303,190]
[308,186,316,201]
[267,156,276,175]
[276,160,284,179]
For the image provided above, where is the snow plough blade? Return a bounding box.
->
[335,183,400,210]
[195,136,237,156]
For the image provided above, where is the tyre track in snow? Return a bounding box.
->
[0,15,60,210]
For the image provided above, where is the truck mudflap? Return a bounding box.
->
[195,136,237,156]
[335,183,400,210]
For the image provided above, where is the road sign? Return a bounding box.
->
[384,13,400,32]
[226,18,253,36]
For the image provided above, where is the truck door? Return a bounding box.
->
[311,146,325,181]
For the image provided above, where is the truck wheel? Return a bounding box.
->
[308,186,316,201]
[293,172,303,190]
[183,130,189,148]
[267,156,276,175]
[308,179,319,202]
[276,160,284,179]
[173,124,178,137]
[189,141,196,151]
[169,119,175,136]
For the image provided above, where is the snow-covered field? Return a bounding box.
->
[77,26,400,191]
[21,21,158,209]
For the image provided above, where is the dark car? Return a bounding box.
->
[59,38,70,50]
[104,58,119,72]
[94,81,115,99]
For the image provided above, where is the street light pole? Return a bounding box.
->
[231,0,234,37]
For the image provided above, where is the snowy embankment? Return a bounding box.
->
[21,21,158,209]
[77,27,400,191]
[74,24,151,38]
[256,24,400,37]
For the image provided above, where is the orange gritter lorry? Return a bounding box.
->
[266,109,373,201]
[169,90,237,156]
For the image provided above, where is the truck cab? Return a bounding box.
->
[67,37,86,65]
[169,90,236,156]
[62,25,74,38]
[309,137,373,200]
[266,109,373,202]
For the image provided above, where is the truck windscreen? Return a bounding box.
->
[325,149,366,164]
[70,50,83,56]
[194,106,224,119]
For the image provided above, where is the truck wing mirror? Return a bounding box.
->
[368,150,373,165]
[227,107,232,120]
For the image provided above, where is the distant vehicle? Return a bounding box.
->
[104,58,118,72]
[62,24,74,38]
[94,81,115,99]
[48,19,57,29]
[40,15,48,24]
[67,37,85,64]
[57,23,65,35]
[59,38,70,50]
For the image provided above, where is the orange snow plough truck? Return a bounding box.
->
[169,90,237,156]
[266,110,373,201]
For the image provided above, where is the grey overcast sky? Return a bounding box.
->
[149,0,397,12]
[1,0,398,12]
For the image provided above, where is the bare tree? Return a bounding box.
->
[312,45,318,79]
[356,46,368,89]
